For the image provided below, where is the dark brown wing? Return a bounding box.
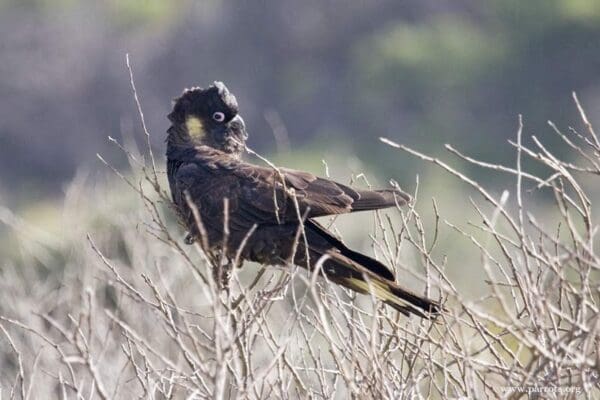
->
[175,147,411,230]
[282,167,410,213]
[230,163,410,225]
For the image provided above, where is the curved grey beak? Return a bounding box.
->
[228,114,248,140]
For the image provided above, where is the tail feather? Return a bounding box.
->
[350,188,411,212]
[302,220,441,318]
[318,252,441,318]
[306,220,395,281]
[388,282,441,315]
[334,275,440,318]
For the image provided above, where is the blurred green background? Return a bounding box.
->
[0,0,599,296]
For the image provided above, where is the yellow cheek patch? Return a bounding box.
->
[185,116,205,138]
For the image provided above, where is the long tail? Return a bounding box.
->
[302,221,441,318]
[323,252,441,318]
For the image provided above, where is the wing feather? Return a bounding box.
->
[178,148,411,229]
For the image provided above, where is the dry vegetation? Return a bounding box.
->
[0,77,599,399]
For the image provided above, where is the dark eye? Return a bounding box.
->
[212,111,225,122]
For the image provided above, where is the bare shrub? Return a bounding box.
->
[0,65,598,399]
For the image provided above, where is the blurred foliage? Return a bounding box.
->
[106,0,182,30]
[0,0,598,208]
[355,16,505,89]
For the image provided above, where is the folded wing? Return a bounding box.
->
[231,163,411,224]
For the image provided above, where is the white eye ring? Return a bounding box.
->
[212,111,225,122]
